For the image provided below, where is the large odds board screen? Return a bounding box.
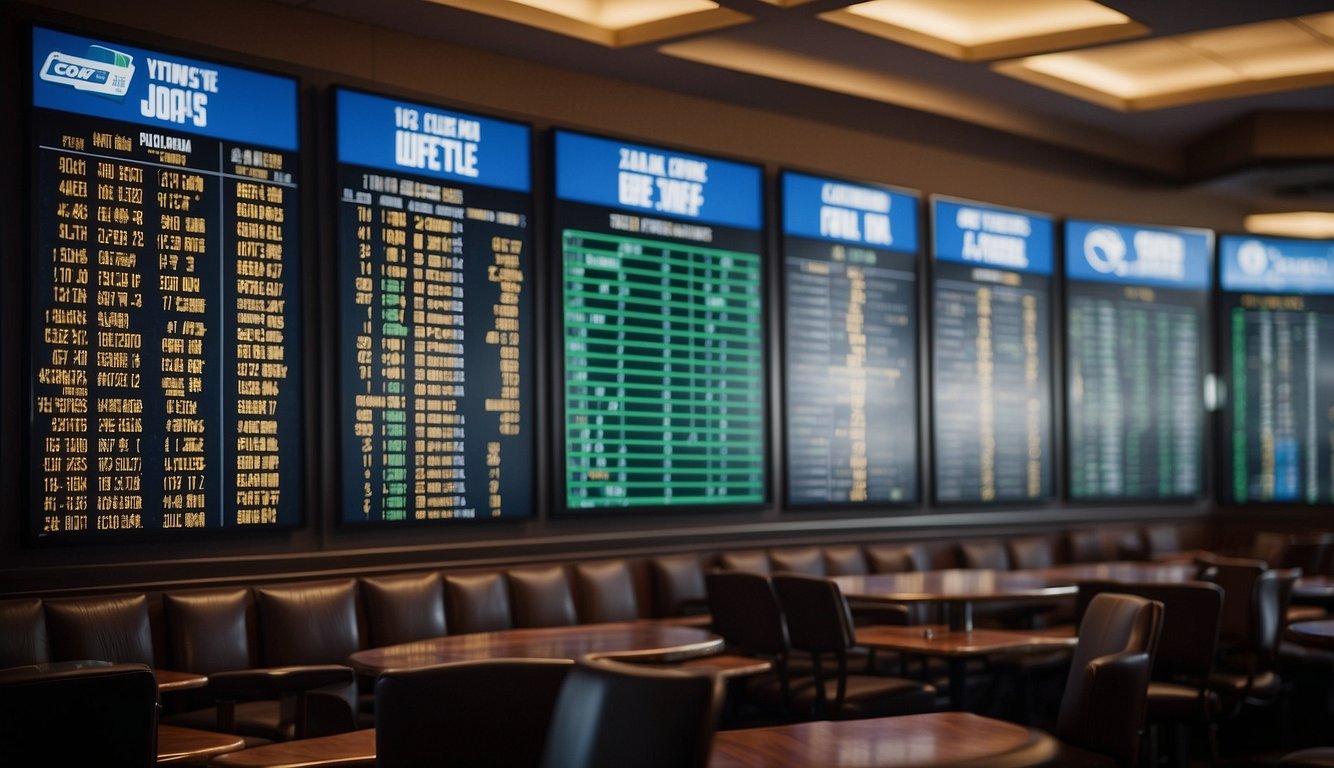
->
[931,198,1053,503]
[1064,220,1211,500]
[30,27,302,538]
[336,89,533,523]
[554,131,766,510]
[781,171,919,505]
[1220,235,1334,504]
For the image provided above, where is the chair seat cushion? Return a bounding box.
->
[1145,681,1219,722]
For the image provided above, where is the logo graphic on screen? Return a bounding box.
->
[40,44,135,100]
[1083,227,1127,275]
[1237,239,1270,276]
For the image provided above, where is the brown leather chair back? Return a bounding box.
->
[1007,536,1057,570]
[377,659,572,768]
[254,580,361,666]
[164,588,255,674]
[0,598,49,668]
[705,571,788,656]
[717,550,771,574]
[540,658,722,768]
[0,662,158,768]
[507,566,578,629]
[1143,525,1181,559]
[1067,529,1105,563]
[649,554,707,617]
[444,572,513,634]
[823,546,868,576]
[362,573,447,647]
[960,540,1010,570]
[1057,593,1163,767]
[44,594,155,666]
[573,560,640,624]
[1078,580,1221,683]
[865,543,927,573]
[770,547,826,577]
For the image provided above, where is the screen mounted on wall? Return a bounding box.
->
[335,88,534,524]
[29,26,303,538]
[930,197,1053,504]
[553,130,767,511]
[1219,234,1334,505]
[1063,220,1212,501]
[781,171,920,506]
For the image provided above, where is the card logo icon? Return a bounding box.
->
[40,44,135,100]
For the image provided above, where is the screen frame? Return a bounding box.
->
[1215,231,1334,507]
[926,193,1058,507]
[549,127,772,517]
[777,167,924,510]
[329,83,540,529]
[23,20,310,545]
[1059,217,1214,504]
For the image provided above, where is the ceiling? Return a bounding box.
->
[280,0,1334,205]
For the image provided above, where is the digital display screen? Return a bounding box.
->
[554,131,766,510]
[781,171,919,505]
[931,198,1053,503]
[1220,234,1334,504]
[335,89,533,523]
[29,27,302,538]
[1064,220,1212,500]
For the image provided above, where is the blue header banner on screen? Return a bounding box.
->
[1220,234,1334,294]
[782,171,918,251]
[32,26,297,151]
[336,89,530,193]
[1065,220,1213,290]
[932,198,1054,275]
[554,130,761,230]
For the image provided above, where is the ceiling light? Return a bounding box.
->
[657,37,1174,171]
[1245,212,1334,239]
[820,0,1146,61]
[996,11,1334,111]
[422,0,749,47]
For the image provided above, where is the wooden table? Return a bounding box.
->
[708,712,1058,767]
[1025,561,1199,585]
[856,624,1076,709]
[154,669,208,693]
[1292,575,1334,605]
[833,570,1076,632]
[208,728,375,768]
[1286,619,1334,650]
[347,620,723,675]
[156,724,246,765]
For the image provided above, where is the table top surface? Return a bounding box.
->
[154,669,208,692]
[833,570,1077,603]
[855,624,1077,657]
[1286,619,1334,650]
[208,728,375,768]
[156,724,247,765]
[347,620,723,675]
[1025,561,1200,585]
[708,712,1058,768]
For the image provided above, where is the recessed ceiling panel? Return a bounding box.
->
[996,12,1334,111]
[421,0,750,46]
[821,0,1147,61]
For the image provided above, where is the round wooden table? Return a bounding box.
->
[708,712,1058,767]
[833,570,1077,631]
[347,620,723,675]
[1286,619,1334,650]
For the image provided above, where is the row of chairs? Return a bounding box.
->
[707,570,1168,767]
[0,656,724,768]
